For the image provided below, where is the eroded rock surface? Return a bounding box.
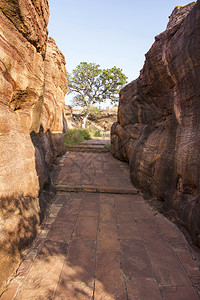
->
[111,2,200,245]
[31,37,68,215]
[0,0,67,292]
[0,0,49,55]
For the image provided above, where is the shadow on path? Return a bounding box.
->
[2,140,200,299]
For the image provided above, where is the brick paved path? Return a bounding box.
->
[2,140,200,299]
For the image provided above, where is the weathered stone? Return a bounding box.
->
[31,37,68,206]
[111,2,200,245]
[0,0,49,56]
[0,0,67,292]
[0,196,40,292]
[0,1,48,290]
[42,37,68,133]
[167,2,196,30]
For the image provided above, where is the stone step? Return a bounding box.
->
[68,144,107,148]
[66,138,110,152]
[80,142,108,146]
[67,146,109,153]
[56,184,138,195]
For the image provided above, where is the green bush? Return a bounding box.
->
[94,130,101,137]
[64,129,91,147]
[88,129,102,137]
[79,129,91,140]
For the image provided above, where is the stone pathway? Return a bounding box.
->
[66,139,110,153]
[1,140,200,299]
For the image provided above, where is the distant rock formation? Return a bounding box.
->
[64,105,117,135]
[111,2,200,245]
[0,0,67,292]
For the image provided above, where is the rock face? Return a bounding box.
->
[111,2,200,245]
[0,0,67,292]
[31,37,68,215]
[0,0,49,55]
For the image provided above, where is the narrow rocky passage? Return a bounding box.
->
[2,140,200,299]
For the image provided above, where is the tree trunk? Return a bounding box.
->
[82,113,89,128]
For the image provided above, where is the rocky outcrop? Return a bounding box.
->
[42,37,68,135]
[0,0,67,292]
[65,105,117,136]
[32,37,68,215]
[111,2,200,245]
[0,0,49,56]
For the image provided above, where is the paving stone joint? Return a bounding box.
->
[1,140,200,299]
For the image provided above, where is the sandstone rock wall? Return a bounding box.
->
[0,0,67,292]
[0,0,49,55]
[111,1,200,245]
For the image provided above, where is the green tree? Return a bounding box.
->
[68,62,128,128]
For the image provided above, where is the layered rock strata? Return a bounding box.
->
[32,37,67,216]
[0,0,67,292]
[111,2,200,245]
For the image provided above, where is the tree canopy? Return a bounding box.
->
[67,62,128,127]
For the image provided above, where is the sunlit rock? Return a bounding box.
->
[0,0,67,291]
[111,1,200,245]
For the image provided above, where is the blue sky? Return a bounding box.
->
[48,0,195,105]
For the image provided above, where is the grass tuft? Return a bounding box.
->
[88,129,102,137]
[64,129,91,147]
[104,143,111,151]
